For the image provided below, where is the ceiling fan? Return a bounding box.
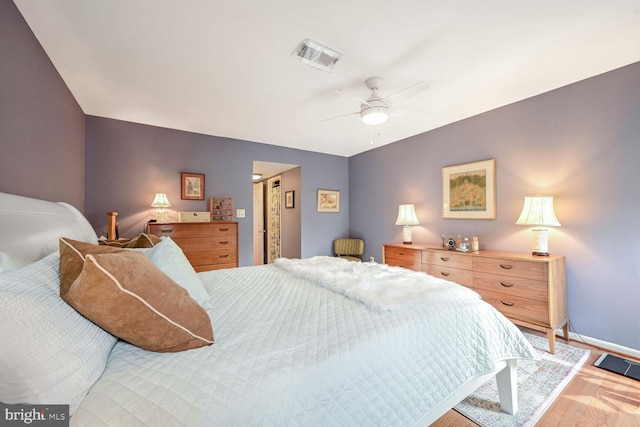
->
[323,76,428,125]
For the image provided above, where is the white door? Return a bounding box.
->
[266,176,281,264]
[253,182,264,265]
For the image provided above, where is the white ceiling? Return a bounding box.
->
[14,1,640,157]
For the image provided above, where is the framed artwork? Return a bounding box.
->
[317,189,340,213]
[442,159,496,219]
[181,172,205,200]
[285,190,295,209]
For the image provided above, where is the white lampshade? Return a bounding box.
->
[516,196,560,256]
[516,196,560,227]
[395,204,420,226]
[150,193,171,223]
[150,193,171,208]
[395,204,419,244]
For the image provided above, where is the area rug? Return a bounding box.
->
[454,332,589,427]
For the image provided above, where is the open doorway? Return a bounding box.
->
[252,161,300,264]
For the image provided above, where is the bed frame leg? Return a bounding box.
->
[496,359,518,415]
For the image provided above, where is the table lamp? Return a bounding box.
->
[516,196,561,256]
[395,204,419,244]
[150,193,171,223]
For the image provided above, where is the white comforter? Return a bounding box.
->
[71,257,535,426]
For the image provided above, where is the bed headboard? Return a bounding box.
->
[0,192,98,269]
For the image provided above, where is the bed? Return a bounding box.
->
[0,192,536,426]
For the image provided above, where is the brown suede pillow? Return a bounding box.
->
[59,237,125,299]
[64,251,214,352]
[98,233,162,248]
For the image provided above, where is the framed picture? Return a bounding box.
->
[285,190,295,209]
[317,189,340,213]
[181,172,205,200]
[442,159,496,219]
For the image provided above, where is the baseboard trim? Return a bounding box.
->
[557,329,640,360]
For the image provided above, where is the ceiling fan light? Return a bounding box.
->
[361,107,389,125]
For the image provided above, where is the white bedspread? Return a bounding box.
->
[71,260,536,426]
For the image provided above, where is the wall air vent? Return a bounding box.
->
[292,39,342,72]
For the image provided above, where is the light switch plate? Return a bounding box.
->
[236,209,245,218]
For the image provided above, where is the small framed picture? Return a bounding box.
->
[285,190,295,209]
[181,172,205,200]
[442,159,496,219]
[317,189,340,213]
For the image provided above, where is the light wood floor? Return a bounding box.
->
[432,328,640,427]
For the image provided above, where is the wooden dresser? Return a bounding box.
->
[147,222,238,272]
[383,242,568,354]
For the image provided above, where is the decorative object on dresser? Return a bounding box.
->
[516,195,561,256]
[382,242,568,354]
[178,211,211,223]
[181,172,205,200]
[150,193,171,223]
[106,212,118,240]
[147,222,238,272]
[442,159,496,219]
[209,197,233,221]
[395,204,420,244]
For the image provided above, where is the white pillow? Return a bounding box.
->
[144,237,213,310]
[0,253,116,414]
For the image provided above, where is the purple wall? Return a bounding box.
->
[350,61,640,351]
[84,117,348,266]
[0,1,85,210]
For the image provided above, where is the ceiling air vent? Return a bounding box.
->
[292,39,342,72]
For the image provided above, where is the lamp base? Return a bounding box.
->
[530,228,549,256]
[402,225,413,244]
[531,251,550,257]
[155,208,170,224]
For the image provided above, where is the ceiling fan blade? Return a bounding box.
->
[335,90,372,108]
[394,105,430,114]
[383,81,428,105]
[320,111,360,122]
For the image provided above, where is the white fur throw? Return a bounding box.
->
[274,256,479,311]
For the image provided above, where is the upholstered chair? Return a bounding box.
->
[333,238,364,262]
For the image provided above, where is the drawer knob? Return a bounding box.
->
[500,281,514,288]
[440,272,450,277]
[499,264,513,270]
[219,228,229,232]
[219,241,229,245]
[500,300,514,307]
[219,254,229,258]
[398,251,405,255]
[440,257,450,262]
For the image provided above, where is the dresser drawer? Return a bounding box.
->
[474,271,548,302]
[172,235,237,252]
[423,264,473,287]
[384,246,421,270]
[476,289,549,325]
[148,223,235,238]
[473,257,548,281]
[184,249,237,267]
[422,250,472,269]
